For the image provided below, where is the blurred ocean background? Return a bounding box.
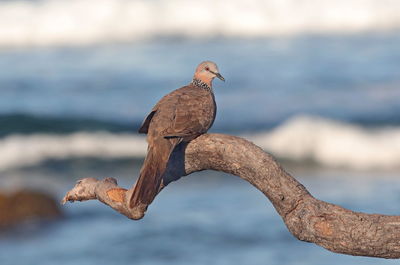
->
[1,0,400,264]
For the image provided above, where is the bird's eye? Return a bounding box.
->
[205,67,210,71]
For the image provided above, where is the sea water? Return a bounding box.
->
[0,0,400,264]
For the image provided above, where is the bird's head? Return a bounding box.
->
[193,61,225,87]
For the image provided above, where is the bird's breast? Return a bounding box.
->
[199,92,217,131]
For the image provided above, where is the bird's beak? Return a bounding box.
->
[209,69,225,82]
[215,73,225,82]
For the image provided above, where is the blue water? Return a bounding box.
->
[1,30,400,264]
[1,168,400,265]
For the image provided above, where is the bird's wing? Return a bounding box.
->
[138,110,156,134]
[137,86,186,135]
[161,88,209,138]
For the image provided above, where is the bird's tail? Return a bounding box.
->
[129,138,178,208]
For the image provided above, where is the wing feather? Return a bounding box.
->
[138,110,156,134]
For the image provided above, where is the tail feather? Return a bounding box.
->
[129,138,178,208]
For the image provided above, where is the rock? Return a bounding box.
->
[0,190,62,228]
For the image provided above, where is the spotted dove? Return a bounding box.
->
[129,61,224,208]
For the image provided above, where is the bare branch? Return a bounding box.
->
[63,133,400,259]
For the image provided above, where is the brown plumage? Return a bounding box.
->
[129,61,224,208]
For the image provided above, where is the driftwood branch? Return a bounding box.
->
[63,133,400,259]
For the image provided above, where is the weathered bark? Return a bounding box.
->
[63,133,400,259]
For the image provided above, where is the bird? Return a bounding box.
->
[129,61,224,209]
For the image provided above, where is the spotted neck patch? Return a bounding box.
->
[191,78,212,92]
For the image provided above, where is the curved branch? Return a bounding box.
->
[62,133,400,259]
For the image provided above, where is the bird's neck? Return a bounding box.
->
[191,78,213,92]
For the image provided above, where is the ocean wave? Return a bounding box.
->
[250,116,400,170]
[1,0,400,47]
[0,116,399,171]
[0,132,148,170]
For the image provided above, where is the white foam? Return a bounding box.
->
[1,0,400,47]
[250,116,400,170]
[0,132,147,170]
